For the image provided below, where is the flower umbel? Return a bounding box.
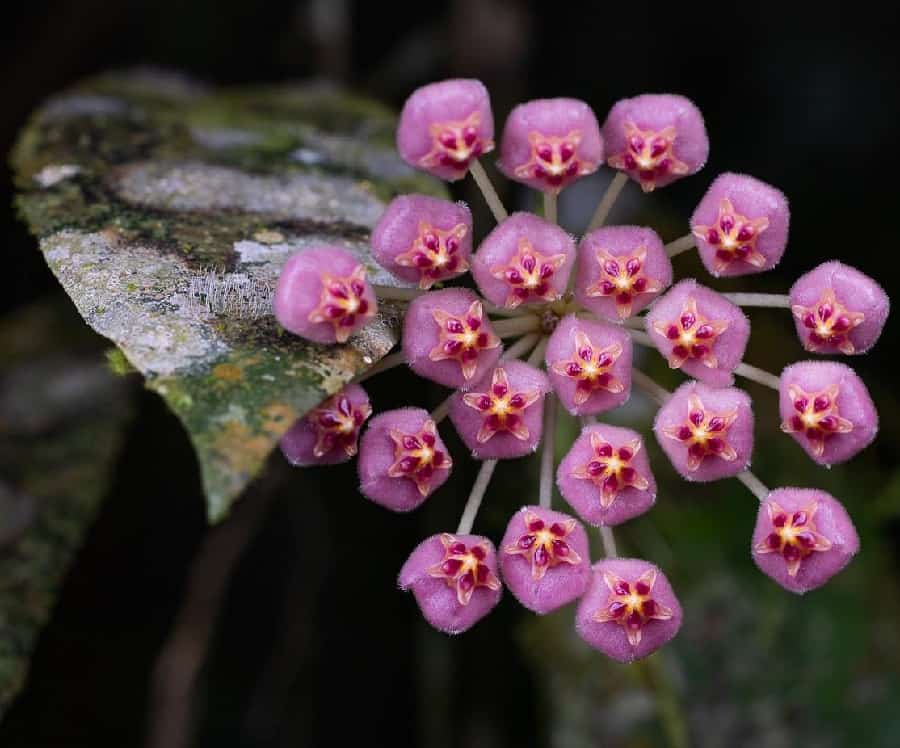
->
[275,78,883,667]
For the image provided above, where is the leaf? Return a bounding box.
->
[11,68,446,521]
[0,300,134,717]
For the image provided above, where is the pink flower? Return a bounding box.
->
[371,195,473,289]
[655,381,754,481]
[402,288,502,388]
[497,98,604,193]
[645,279,750,387]
[751,488,859,593]
[470,212,575,310]
[399,533,502,633]
[779,361,877,465]
[691,172,790,278]
[448,360,550,460]
[500,506,591,614]
[358,408,452,512]
[397,79,494,181]
[557,424,657,526]
[545,315,632,416]
[273,246,377,344]
[280,383,371,466]
[602,94,709,192]
[790,261,889,355]
[575,559,683,662]
[574,226,671,320]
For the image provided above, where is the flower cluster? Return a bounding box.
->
[274,79,888,662]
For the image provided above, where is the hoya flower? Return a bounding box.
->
[789,261,889,355]
[575,559,683,662]
[645,279,750,387]
[399,533,502,633]
[655,380,753,481]
[779,360,877,465]
[371,194,473,289]
[690,172,790,277]
[470,212,576,310]
[557,424,657,526]
[574,225,671,320]
[545,315,632,416]
[751,488,859,593]
[497,98,604,193]
[280,383,371,466]
[602,94,709,192]
[397,79,494,181]
[358,408,452,512]
[448,361,550,460]
[500,506,591,614]
[402,287,502,388]
[273,246,377,344]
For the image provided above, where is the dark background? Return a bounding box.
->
[1,2,899,747]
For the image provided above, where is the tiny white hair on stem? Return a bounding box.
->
[186,269,274,319]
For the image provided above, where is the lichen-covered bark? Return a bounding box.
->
[11,68,446,521]
[0,301,133,717]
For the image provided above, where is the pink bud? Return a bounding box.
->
[496,98,604,193]
[751,488,859,594]
[280,383,371,466]
[448,360,550,460]
[789,261,889,355]
[399,533,502,633]
[545,315,632,416]
[273,246,378,344]
[357,408,452,511]
[470,212,576,310]
[402,288,502,389]
[499,506,591,614]
[690,172,790,278]
[575,558,683,663]
[645,279,750,387]
[779,361,877,466]
[396,79,494,182]
[602,94,709,192]
[557,424,657,526]
[654,380,754,482]
[370,195,473,289]
[574,226,672,320]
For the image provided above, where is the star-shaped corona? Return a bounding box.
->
[427,534,501,606]
[592,568,673,646]
[307,265,375,343]
[462,367,541,443]
[428,300,501,381]
[781,383,853,457]
[792,288,865,355]
[571,432,649,508]
[503,510,582,580]
[388,419,452,497]
[585,246,663,318]
[653,297,728,370]
[754,500,832,577]
[608,122,689,192]
[489,237,567,309]
[395,221,469,290]
[307,392,372,459]
[691,197,770,274]
[513,130,597,192]
[661,394,738,471]
[550,331,624,406]
[419,111,494,175]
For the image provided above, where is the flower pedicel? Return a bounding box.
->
[274,80,884,664]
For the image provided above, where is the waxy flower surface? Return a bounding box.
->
[273,78,883,668]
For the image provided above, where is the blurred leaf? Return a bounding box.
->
[0,301,134,717]
[11,69,446,521]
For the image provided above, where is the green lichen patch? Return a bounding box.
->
[11,68,446,521]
